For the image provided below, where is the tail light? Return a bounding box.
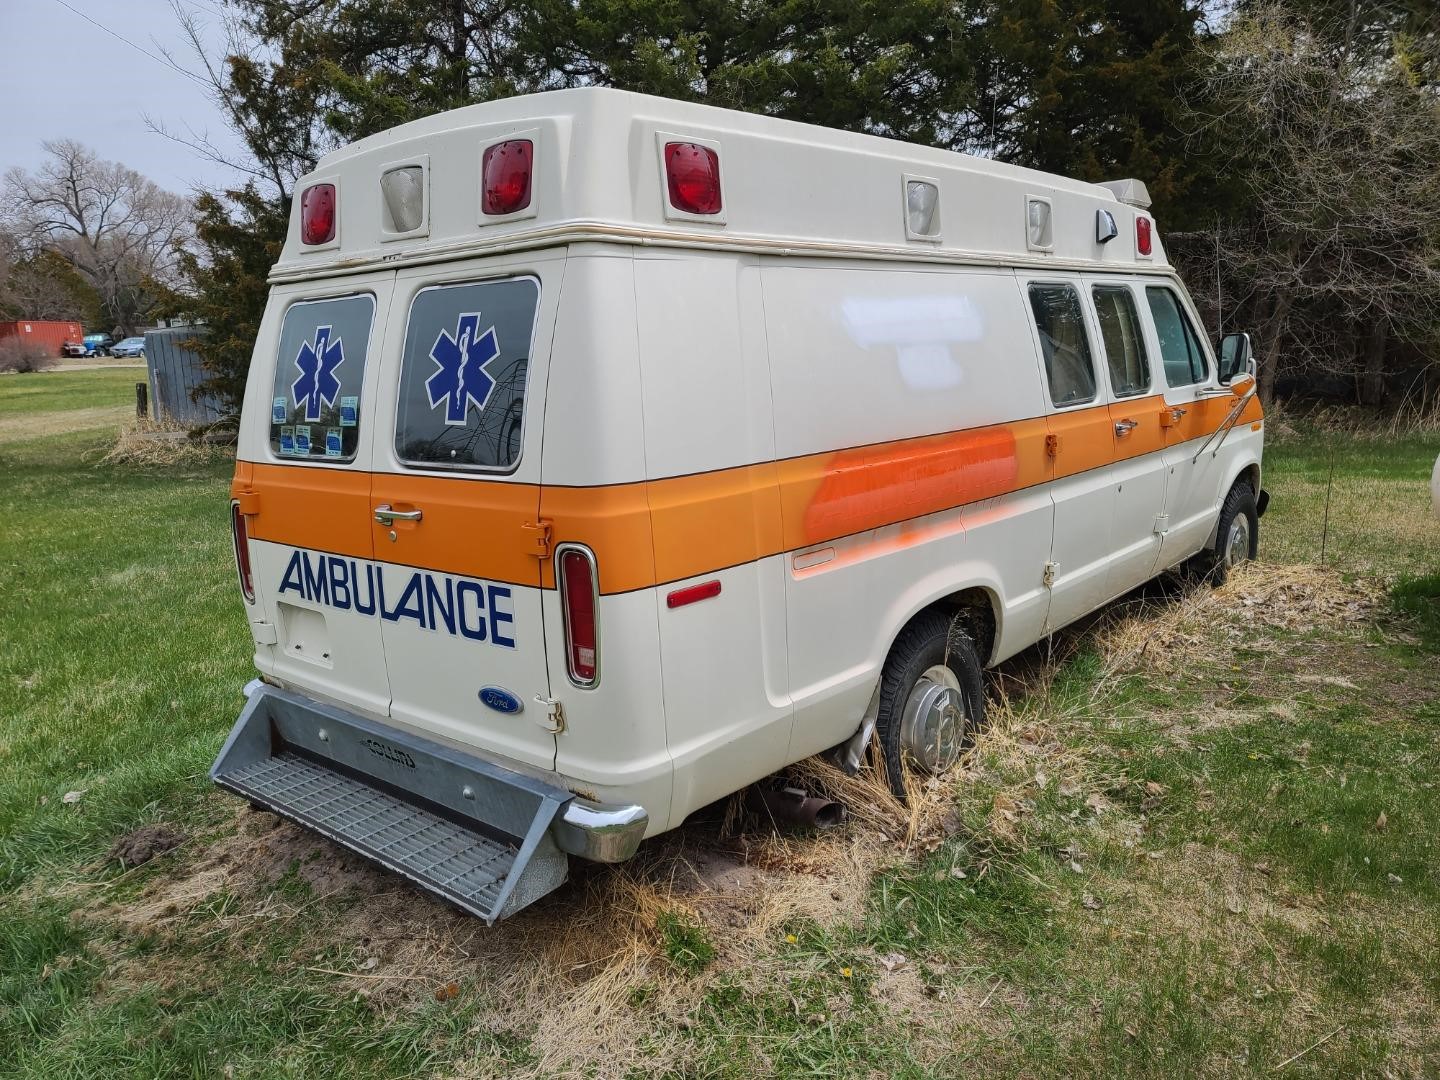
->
[300,183,336,245]
[482,139,533,216]
[1136,216,1153,256]
[557,546,598,686]
[231,502,255,603]
[664,142,722,215]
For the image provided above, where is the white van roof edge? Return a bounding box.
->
[267,224,1182,286]
[275,87,1167,277]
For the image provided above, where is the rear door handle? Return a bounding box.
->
[1114,419,1138,436]
[374,504,423,525]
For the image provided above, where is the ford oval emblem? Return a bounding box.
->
[478,686,523,715]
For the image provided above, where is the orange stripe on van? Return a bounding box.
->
[234,462,374,561]
[236,392,1263,595]
[372,471,542,586]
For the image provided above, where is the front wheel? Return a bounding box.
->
[1205,480,1259,585]
[874,610,985,798]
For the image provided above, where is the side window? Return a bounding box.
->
[1145,286,1209,387]
[1028,283,1098,407]
[270,294,375,461]
[1092,285,1152,397]
[395,277,539,470]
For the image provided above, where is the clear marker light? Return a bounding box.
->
[1027,198,1052,249]
[381,166,425,233]
[906,181,939,236]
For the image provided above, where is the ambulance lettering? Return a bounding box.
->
[276,549,516,648]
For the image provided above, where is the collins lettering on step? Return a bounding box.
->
[277,548,516,647]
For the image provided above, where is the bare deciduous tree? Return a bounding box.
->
[0,246,89,322]
[1182,4,1440,405]
[1,140,192,335]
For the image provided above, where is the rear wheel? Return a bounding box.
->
[1203,480,1259,585]
[874,610,985,798]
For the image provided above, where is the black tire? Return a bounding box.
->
[874,609,985,799]
[1203,480,1259,586]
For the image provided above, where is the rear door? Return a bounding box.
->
[367,254,565,772]
[241,273,394,719]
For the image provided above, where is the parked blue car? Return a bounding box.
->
[110,336,146,358]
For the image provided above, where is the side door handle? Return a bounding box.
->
[374,504,423,525]
[1113,419,1138,436]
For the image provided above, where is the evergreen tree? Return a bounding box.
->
[169,184,289,419]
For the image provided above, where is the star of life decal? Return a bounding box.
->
[291,325,345,423]
[426,313,502,425]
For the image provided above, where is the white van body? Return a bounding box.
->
[213,88,1265,921]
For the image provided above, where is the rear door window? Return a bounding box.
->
[270,294,375,461]
[394,277,539,470]
[1028,283,1098,407]
[1145,286,1209,387]
[1092,285,1152,397]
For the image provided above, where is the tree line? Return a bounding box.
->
[4,0,1437,412]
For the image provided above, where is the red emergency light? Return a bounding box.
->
[482,139,533,216]
[664,142,722,215]
[300,183,336,245]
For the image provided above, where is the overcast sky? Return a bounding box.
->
[0,0,252,196]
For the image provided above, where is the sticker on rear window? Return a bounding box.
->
[272,397,287,424]
[279,426,295,455]
[340,396,358,426]
[294,425,311,455]
[325,428,343,457]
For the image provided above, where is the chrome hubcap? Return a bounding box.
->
[899,664,965,773]
[1225,516,1251,568]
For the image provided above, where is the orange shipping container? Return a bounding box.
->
[0,320,85,356]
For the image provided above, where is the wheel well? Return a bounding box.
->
[1237,463,1260,496]
[933,587,998,666]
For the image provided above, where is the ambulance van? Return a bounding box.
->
[213,88,1266,922]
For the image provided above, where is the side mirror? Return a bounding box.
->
[1218,332,1252,384]
[1228,372,1255,398]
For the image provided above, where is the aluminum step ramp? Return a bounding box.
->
[211,685,571,923]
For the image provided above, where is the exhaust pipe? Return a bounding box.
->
[748,785,846,831]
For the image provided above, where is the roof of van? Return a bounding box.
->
[271,86,1167,282]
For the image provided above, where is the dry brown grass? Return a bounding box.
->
[100,419,234,466]
[1264,397,1440,441]
[1099,564,1383,676]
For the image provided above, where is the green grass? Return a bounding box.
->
[1262,430,1440,576]
[2,377,1439,1078]
[0,367,147,418]
[1392,572,1440,649]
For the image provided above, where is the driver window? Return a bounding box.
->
[1145,286,1209,388]
[1028,283,1098,407]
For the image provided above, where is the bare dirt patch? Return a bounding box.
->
[108,824,187,869]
